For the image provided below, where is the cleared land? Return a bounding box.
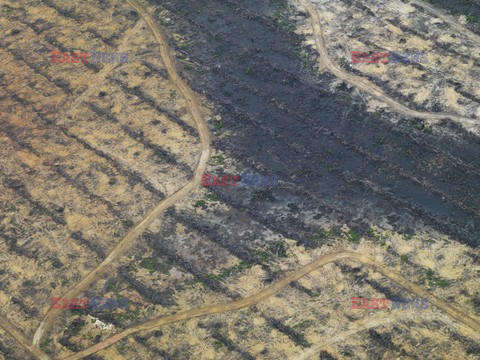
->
[0,0,479,359]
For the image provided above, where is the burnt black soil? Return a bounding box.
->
[151,0,480,247]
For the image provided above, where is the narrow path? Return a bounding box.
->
[296,310,419,359]
[62,20,146,116]
[32,0,211,348]
[297,0,479,132]
[60,250,480,360]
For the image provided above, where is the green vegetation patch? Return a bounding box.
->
[194,200,207,209]
[213,121,224,130]
[210,154,225,165]
[115,307,141,322]
[419,268,450,288]
[204,192,219,202]
[121,219,134,229]
[270,0,297,32]
[105,278,118,292]
[409,118,432,133]
[206,260,253,282]
[154,8,168,25]
[140,257,156,274]
[253,249,271,264]
[40,337,53,354]
[306,226,344,247]
[346,229,361,244]
[466,14,477,23]
[269,241,288,257]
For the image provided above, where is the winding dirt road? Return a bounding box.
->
[297,0,479,132]
[32,0,211,348]
[61,250,480,360]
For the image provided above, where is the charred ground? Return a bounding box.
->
[150,0,480,246]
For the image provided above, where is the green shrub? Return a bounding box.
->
[213,339,224,349]
[346,229,361,243]
[194,200,207,209]
[253,250,271,264]
[140,257,156,274]
[269,241,287,257]
[205,192,219,202]
[122,219,134,229]
[419,268,450,288]
[106,278,117,291]
[403,233,413,241]
[40,338,52,354]
[210,155,224,165]
[466,14,477,23]
[437,279,449,288]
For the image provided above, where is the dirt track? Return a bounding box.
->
[32,0,211,348]
[60,250,480,360]
[297,0,479,132]
[0,315,49,360]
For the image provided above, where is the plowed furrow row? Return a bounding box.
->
[86,102,193,176]
[4,92,165,200]
[2,46,73,95]
[0,124,122,218]
[110,77,198,137]
[0,174,106,258]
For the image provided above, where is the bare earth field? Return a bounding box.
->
[0,0,479,359]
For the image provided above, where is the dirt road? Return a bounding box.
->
[61,250,480,360]
[32,0,211,348]
[0,315,49,360]
[297,0,479,132]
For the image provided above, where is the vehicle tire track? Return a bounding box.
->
[31,0,211,348]
[60,250,480,360]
